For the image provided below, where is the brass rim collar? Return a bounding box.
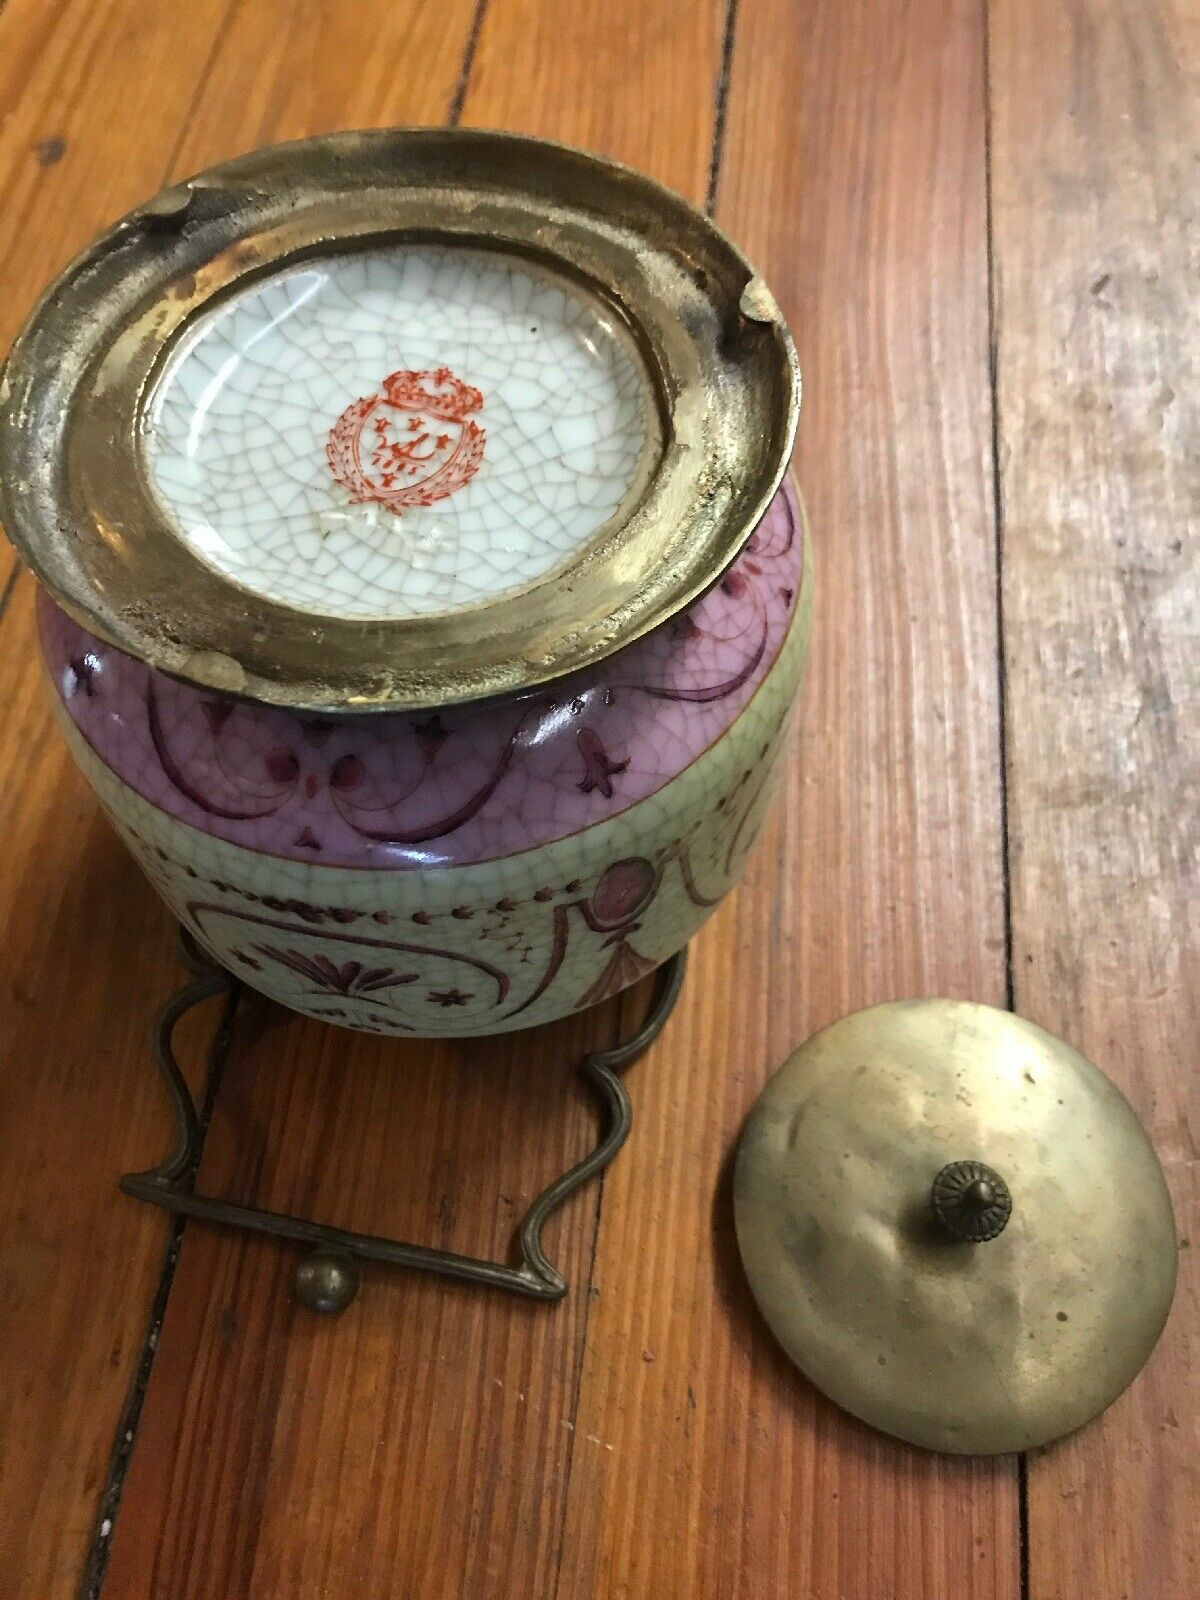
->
[0,129,799,711]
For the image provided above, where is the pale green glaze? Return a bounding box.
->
[55,527,810,1036]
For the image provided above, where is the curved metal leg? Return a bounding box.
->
[120,937,688,1310]
[121,929,239,1188]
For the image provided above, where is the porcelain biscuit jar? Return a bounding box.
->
[0,129,807,1036]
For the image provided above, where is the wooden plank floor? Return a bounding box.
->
[0,2,1193,1597]
[992,1,1198,1596]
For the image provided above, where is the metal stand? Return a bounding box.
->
[121,930,687,1312]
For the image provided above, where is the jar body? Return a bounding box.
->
[40,482,809,1036]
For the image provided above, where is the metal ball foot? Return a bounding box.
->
[295,1249,360,1314]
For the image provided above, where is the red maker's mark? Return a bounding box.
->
[326,366,485,514]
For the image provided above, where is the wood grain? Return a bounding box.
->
[165,0,485,172]
[4,0,1192,1593]
[457,0,722,196]
[990,0,1199,1594]
[0,571,232,1600]
[0,3,266,1595]
[96,4,730,1598]
[0,0,229,591]
[552,2,1020,1596]
[0,7,485,1596]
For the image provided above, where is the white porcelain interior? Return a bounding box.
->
[142,242,659,620]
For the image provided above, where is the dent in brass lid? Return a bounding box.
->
[0,128,799,712]
[734,1000,1178,1454]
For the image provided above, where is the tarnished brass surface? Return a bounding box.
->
[0,129,799,711]
[734,1000,1178,1454]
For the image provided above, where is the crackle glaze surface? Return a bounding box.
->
[41,482,803,870]
[40,483,809,1035]
[143,243,657,618]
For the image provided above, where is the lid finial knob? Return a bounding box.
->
[930,1160,1013,1242]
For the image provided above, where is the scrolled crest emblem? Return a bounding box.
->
[326,365,485,513]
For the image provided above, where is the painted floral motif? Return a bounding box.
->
[501,854,668,1019]
[61,608,803,1034]
[187,900,512,1005]
[255,946,419,998]
[40,481,803,872]
[576,728,629,798]
[427,988,472,1008]
[326,366,485,513]
[576,940,658,1009]
[165,835,729,1027]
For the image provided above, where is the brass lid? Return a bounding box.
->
[734,1000,1178,1454]
[0,128,798,711]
